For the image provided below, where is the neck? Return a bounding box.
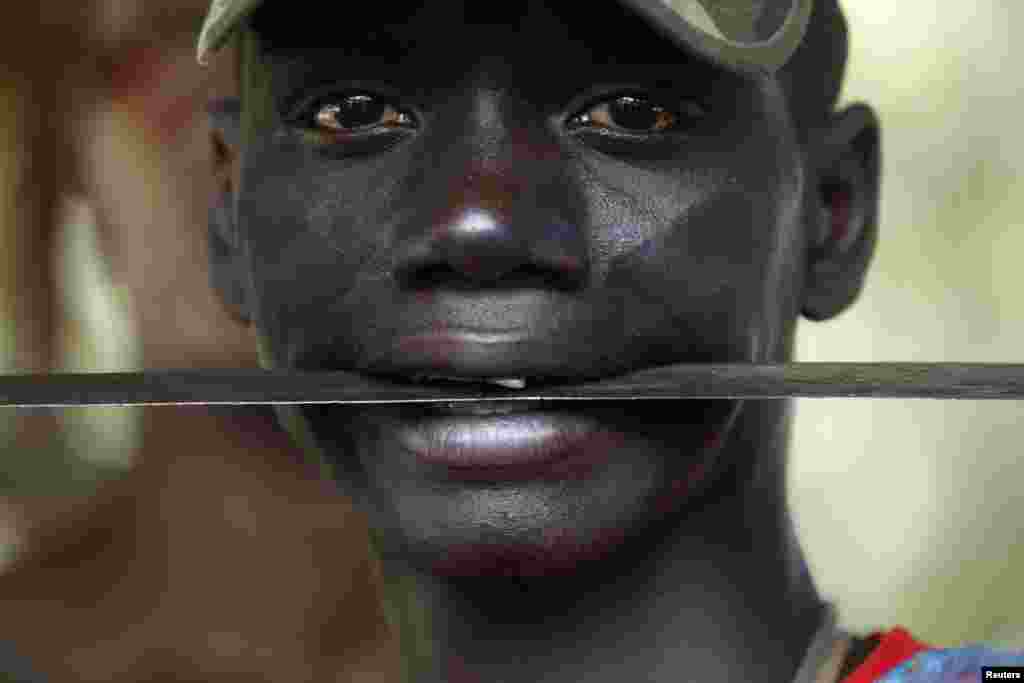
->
[374,401,830,683]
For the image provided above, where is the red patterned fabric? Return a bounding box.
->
[842,628,932,683]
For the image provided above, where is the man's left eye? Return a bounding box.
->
[568,94,702,134]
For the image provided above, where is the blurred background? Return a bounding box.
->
[0,0,1020,663]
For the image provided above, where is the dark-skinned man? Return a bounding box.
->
[200,0,870,680]
[193,0,1024,681]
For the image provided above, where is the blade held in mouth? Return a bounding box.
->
[0,363,1022,408]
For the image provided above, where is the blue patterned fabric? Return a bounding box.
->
[875,645,1024,682]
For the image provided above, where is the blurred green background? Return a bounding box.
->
[0,0,1021,652]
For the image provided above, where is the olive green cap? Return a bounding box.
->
[197,0,813,76]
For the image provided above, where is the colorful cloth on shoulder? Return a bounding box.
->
[842,627,1024,682]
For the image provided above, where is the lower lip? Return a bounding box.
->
[397,410,628,481]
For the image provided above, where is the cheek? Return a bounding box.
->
[586,132,804,359]
[581,122,802,277]
[236,149,405,353]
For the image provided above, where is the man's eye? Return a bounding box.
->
[312,94,414,133]
[568,94,702,134]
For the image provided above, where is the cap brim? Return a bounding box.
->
[616,0,813,75]
[198,0,812,76]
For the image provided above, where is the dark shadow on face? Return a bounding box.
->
[231,0,812,579]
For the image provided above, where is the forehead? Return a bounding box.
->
[247,0,728,78]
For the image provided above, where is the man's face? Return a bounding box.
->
[231,0,810,575]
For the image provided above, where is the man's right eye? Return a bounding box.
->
[308,93,416,134]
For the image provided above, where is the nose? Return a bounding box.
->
[391,97,591,291]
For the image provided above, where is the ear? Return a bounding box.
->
[207,97,253,324]
[801,103,881,322]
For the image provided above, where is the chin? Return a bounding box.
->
[425,526,634,578]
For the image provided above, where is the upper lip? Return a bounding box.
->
[349,327,636,386]
[364,371,582,392]
[299,320,722,390]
